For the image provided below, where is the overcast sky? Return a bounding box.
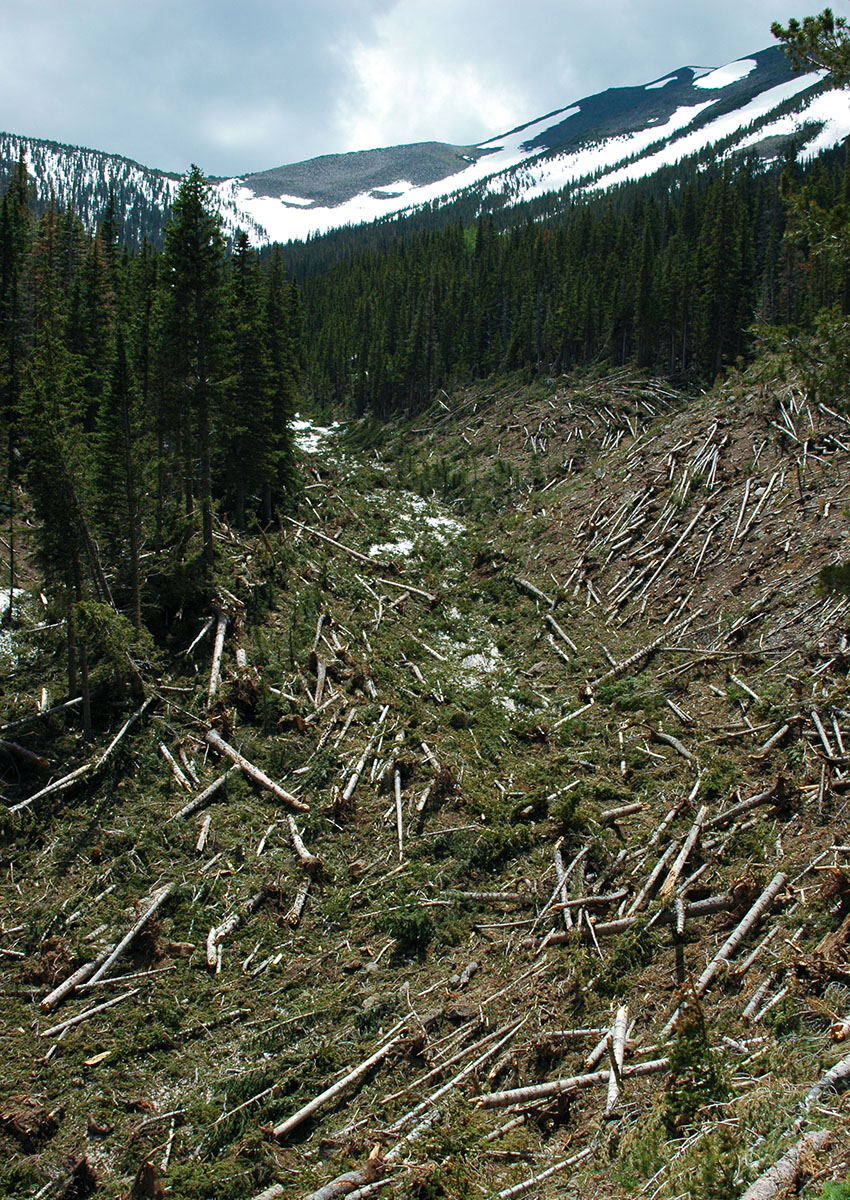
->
[0,0,803,178]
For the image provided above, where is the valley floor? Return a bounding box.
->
[4,366,850,1199]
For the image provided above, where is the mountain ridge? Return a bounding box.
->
[2,45,850,248]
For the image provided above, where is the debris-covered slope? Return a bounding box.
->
[4,366,850,1199]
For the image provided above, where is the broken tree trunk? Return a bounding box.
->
[204,729,308,813]
[584,613,699,696]
[206,891,266,970]
[9,696,155,815]
[88,884,174,985]
[661,872,787,1037]
[40,988,141,1039]
[474,1056,670,1108]
[169,767,238,822]
[605,1005,628,1116]
[207,607,230,706]
[273,1032,406,1140]
[804,1047,850,1110]
[739,1129,831,1200]
[40,945,113,1011]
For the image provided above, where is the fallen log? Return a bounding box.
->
[169,768,238,822]
[740,1129,831,1200]
[605,1005,628,1116]
[9,696,155,815]
[584,613,700,697]
[206,890,266,970]
[205,729,308,813]
[40,988,141,1039]
[88,884,174,985]
[273,1030,406,1140]
[523,894,736,949]
[804,1046,850,1110]
[473,1056,670,1109]
[40,944,113,1011]
[497,1146,594,1199]
[661,872,787,1038]
[207,607,230,706]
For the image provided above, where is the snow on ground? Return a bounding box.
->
[693,59,757,90]
[367,489,465,559]
[584,73,822,193]
[292,415,342,454]
[645,76,677,91]
[431,609,516,711]
[219,107,581,245]
[498,101,714,203]
[735,86,850,160]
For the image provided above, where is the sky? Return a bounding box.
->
[0,0,804,178]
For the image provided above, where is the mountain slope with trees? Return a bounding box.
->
[4,9,850,1200]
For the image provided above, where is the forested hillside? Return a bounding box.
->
[297,144,850,414]
[6,19,850,1200]
[0,162,300,734]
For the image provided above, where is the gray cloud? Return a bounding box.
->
[0,0,796,176]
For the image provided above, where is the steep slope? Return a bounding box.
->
[4,46,850,247]
[4,364,850,1198]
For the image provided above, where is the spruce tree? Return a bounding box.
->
[160,165,225,573]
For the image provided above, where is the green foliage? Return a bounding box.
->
[820,560,850,594]
[664,991,729,1134]
[772,7,850,86]
[380,902,435,957]
[817,1184,850,1199]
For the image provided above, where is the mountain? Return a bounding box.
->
[2,45,850,248]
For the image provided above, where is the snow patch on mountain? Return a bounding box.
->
[588,73,832,192]
[693,59,758,90]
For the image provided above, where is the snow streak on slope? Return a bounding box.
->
[214,56,846,245]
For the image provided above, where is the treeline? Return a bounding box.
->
[298,148,850,416]
[0,163,300,730]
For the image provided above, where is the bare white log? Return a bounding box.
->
[196,814,212,854]
[206,890,266,970]
[585,613,699,695]
[633,504,707,602]
[514,577,554,608]
[739,1129,831,1200]
[40,987,141,1038]
[804,1047,850,1109]
[659,805,707,898]
[185,616,215,656]
[705,784,778,831]
[662,872,787,1038]
[9,696,155,815]
[601,801,643,823]
[207,608,230,706]
[284,515,380,566]
[605,1005,629,1116]
[651,728,696,764]
[544,613,578,652]
[205,729,308,812]
[273,1033,405,1139]
[497,1146,594,1199]
[159,743,192,791]
[169,767,237,822]
[39,944,113,1011]
[88,884,174,985]
[474,1056,670,1109]
[285,876,312,927]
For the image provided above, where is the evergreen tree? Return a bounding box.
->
[0,154,31,622]
[161,165,225,573]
